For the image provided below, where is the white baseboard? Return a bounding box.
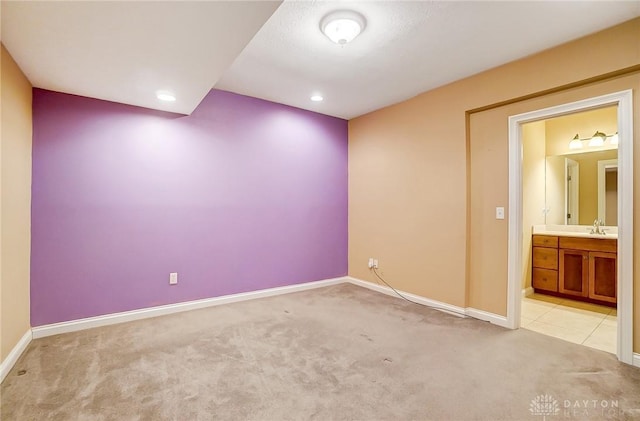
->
[32,276,348,339]
[346,276,467,317]
[522,287,534,297]
[346,277,512,327]
[0,329,32,384]
[465,307,510,328]
[14,276,640,371]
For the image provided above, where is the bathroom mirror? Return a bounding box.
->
[522,105,618,228]
[545,150,618,226]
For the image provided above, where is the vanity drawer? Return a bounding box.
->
[558,236,617,253]
[532,235,558,248]
[532,268,558,292]
[532,247,558,270]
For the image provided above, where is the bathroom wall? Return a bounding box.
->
[31,89,348,326]
[1,45,32,362]
[521,121,546,289]
[545,156,565,225]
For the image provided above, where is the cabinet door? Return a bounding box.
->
[589,252,617,303]
[559,249,588,297]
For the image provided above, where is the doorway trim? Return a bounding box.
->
[565,158,580,225]
[507,90,633,365]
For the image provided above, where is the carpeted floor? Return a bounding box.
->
[2,283,640,420]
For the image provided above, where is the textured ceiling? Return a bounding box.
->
[2,1,639,118]
[1,1,281,114]
[216,1,640,119]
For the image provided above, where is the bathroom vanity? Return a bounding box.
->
[531,227,617,307]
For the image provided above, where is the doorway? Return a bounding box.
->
[507,90,633,365]
[565,158,579,225]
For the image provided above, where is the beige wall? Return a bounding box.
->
[545,155,566,225]
[348,18,640,352]
[522,121,546,289]
[1,44,33,362]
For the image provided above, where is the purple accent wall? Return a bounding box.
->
[31,89,348,326]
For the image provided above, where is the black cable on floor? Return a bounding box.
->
[371,267,446,312]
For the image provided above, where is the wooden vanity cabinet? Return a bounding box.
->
[589,252,617,303]
[558,249,588,297]
[532,235,617,306]
[531,235,558,292]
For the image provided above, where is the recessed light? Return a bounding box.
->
[156,91,176,102]
[311,95,323,102]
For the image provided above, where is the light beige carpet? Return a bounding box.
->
[2,283,639,420]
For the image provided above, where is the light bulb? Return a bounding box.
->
[610,132,619,145]
[569,134,582,150]
[588,131,606,147]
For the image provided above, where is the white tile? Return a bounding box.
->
[601,314,617,327]
[521,299,556,320]
[520,317,534,327]
[524,321,590,345]
[559,299,611,315]
[527,294,564,305]
[536,307,604,332]
[583,324,617,354]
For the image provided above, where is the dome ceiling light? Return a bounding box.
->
[320,10,366,45]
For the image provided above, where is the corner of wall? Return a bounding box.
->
[1,43,33,367]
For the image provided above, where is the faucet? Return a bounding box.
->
[591,219,606,235]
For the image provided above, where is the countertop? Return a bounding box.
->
[532,225,618,240]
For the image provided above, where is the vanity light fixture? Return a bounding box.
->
[568,134,583,150]
[320,10,366,45]
[156,90,176,102]
[588,131,606,147]
[610,132,619,145]
[568,130,618,149]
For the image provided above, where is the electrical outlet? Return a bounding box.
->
[368,258,374,269]
[169,272,178,285]
[373,259,379,269]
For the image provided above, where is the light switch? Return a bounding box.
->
[496,207,505,220]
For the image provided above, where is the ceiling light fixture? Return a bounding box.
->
[320,10,366,45]
[156,90,176,102]
[311,95,324,102]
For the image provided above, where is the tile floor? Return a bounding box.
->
[521,293,616,354]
